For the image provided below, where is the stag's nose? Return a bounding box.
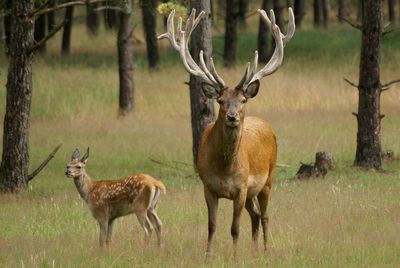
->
[227,113,238,122]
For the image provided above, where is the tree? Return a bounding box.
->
[118,2,134,115]
[314,0,322,27]
[258,0,272,63]
[337,0,346,23]
[61,6,74,54]
[86,2,100,35]
[294,0,305,27]
[141,0,159,69]
[322,0,329,28]
[353,0,383,169]
[189,0,215,165]
[223,0,238,66]
[273,0,285,29]
[3,0,11,54]
[237,0,249,26]
[34,13,47,53]
[47,0,55,32]
[388,0,396,24]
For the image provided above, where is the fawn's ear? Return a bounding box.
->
[81,147,89,164]
[201,82,220,99]
[71,149,80,161]
[244,80,260,99]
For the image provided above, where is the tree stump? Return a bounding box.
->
[294,151,334,180]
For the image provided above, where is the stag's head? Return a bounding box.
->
[65,148,89,178]
[158,8,295,128]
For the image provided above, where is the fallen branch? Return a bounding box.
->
[28,144,62,181]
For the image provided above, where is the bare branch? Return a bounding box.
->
[352,112,358,117]
[29,21,65,54]
[380,114,385,119]
[337,15,362,30]
[381,79,400,91]
[28,144,62,181]
[343,77,359,88]
[32,0,130,17]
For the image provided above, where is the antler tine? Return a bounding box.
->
[240,8,295,88]
[158,9,223,88]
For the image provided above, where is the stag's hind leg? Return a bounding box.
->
[257,185,271,256]
[136,211,153,244]
[147,208,162,246]
[245,197,261,250]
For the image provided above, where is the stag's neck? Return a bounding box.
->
[73,170,93,203]
[214,115,243,167]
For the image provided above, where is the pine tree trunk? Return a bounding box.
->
[62,6,74,54]
[34,13,46,53]
[388,0,396,24]
[314,0,322,27]
[47,0,55,32]
[357,0,363,22]
[86,2,100,35]
[258,0,272,63]
[118,7,134,115]
[0,0,34,192]
[189,0,215,165]
[337,0,346,23]
[104,4,118,30]
[3,0,12,55]
[238,0,249,26]
[273,0,285,29]
[294,0,305,28]
[354,0,383,169]
[223,0,238,66]
[322,0,329,28]
[141,0,159,69]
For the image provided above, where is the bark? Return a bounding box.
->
[104,3,118,30]
[337,0,346,23]
[189,0,215,165]
[34,13,47,53]
[322,0,329,28]
[354,0,383,169]
[388,0,396,24]
[0,0,34,192]
[238,0,249,25]
[118,7,134,115]
[47,0,55,32]
[223,0,238,66]
[357,0,363,22]
[86,2,100,35]
[141,0,159,69]
[258,0,272,63]
[314,0,322,27]
[62,6,74,54]
[3,0,12,54]
[273,0,285,29]
[294,0,305,28]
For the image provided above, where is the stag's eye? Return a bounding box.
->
[241,99,247,104]
[76,166,81,169]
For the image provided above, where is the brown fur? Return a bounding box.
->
[65,152,165,248]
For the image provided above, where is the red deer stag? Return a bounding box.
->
[158,8,295,257]
[65,148,166,248]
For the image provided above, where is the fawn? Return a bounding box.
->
[65,148,166,248]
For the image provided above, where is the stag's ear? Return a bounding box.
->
[244,80,260,99]
[201,82,220,99]
[81,147,89,164]
[71,149,80,161]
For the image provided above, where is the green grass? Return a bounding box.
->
[0,18,399,267]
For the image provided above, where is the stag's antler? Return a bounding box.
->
[158,9,225,89]
[237,8,296,89]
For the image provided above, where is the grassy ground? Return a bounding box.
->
[0,15,399,267]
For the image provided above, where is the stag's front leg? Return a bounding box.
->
[204,187,219,261]
[106,219,115,246]
[98,219,108,248]
[245,197,261,251]
[231,190,247,258]
[258,186,271,256]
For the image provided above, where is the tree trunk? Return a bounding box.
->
[34,13,46,53]
[62,6,74,54]
[294,0,305,28]
[3,0,12,55]
[357,0,363,22]
[141,0,159,69]
[354,0,383,169]
[86,2,100,35]
[47,0,55,32]
[322,0,329,28]
[238,0,249,26]
[0,0,34,192]
[273,0,285,29]
[258,0,272,63]
[223,0,238,67]
[314,0,322,27]
[104,4,118,30]
[118,7,134,115]
[388,0,396,24]
[189,0,215,165]
[337,0,346,23]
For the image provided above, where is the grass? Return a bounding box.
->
[0,15,399,267]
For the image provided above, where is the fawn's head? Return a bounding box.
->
[65,148,89,178]
[158,8,295,128]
